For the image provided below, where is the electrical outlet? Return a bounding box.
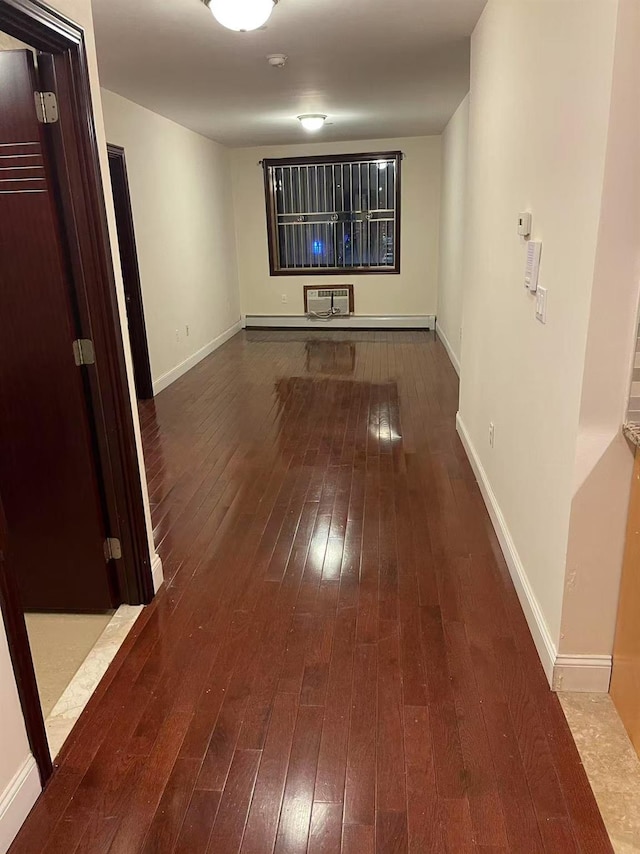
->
[489,422,495,448]
[459,326,463,342]
[186,324,190,337]
[281,294,288,304]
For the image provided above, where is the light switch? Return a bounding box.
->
[536,286,547,324]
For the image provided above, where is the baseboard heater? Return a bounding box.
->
[244,315,436,330]
[243,284,434,329]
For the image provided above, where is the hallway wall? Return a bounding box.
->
[559,0,640,677]
[101,90,242,393]
[0,33,30,50]
[0,616,39,854]
[230,136,441,321]
[457,0,636,687]
[436,94,469,374]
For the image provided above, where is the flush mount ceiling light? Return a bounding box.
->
[204,0,277,32]
[267,53,288,69]
[298,114,327,132]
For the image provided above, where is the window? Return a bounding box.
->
[263,151,402,276]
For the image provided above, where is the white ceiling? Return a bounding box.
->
[92,0,486,148]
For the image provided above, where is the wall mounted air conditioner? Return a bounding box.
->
[304,285,354,320]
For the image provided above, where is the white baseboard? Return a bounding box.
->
[0,756,40,854]
[552,655,612,693]
[244,314,436,330]
[456,413,557,685]
[151,552,164,593]
[456,412,612,693]
[152,320,243,395]
[435,321,460,376]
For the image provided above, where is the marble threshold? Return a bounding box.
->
[45,604,143,761]
[560,693,640,853]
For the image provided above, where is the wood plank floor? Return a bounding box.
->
[10,330,612,853]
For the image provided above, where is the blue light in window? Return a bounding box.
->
[312,239,324,255]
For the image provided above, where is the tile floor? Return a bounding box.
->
[561,693,640,853]
[25,612,113,717]
[26,605,143,758]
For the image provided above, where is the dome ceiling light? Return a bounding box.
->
[298,114,327,132]
[203,0,278,32]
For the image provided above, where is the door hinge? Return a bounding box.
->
[104,537,122,561]
[73,338,95,366]
[34,91,59,124]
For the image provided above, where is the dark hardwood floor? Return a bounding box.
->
[10,330,612,853]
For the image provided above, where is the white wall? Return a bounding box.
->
[0,624,30,784]
[0,33,30,50]
[231,136,441,319]
[437,94,469,373]
[457,0,634,686]
[101,90,241,393]
[0,614,40,854]
[559,0,640,680]
[1,1,161,848]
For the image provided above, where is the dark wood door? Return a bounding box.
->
[107,145,154,400]
[0,50,116,612]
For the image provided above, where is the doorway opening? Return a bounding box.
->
[0,1,155,786]
[107,144,154,400]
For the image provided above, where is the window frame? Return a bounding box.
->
[262,150,403,277]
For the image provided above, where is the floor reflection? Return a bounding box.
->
[273,375,403,462]
[138,331,429,587]
[305,340,356,375]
